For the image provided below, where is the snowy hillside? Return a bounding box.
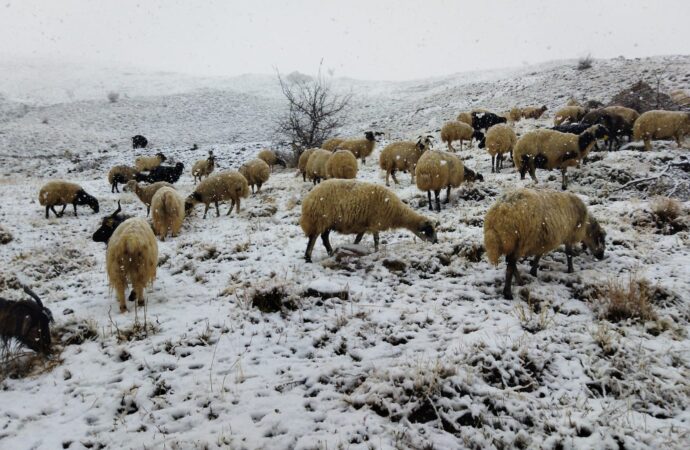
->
[0,56,689,449]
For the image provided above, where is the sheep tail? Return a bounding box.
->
[484,227,502,266]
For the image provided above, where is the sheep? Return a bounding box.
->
[92,202,158,313]
[456,111,472,126]
[507,107,522,123]
[633,110,690,151]
[0,285,53,354]
[483,188,606,300]
[135,152,167,172]
[322,138,345,151]
[553,106,587,126]
[513,125,609,190]
[191,151,216,183]
[38,180,99,219]
[132,135,148,149]
[300,179,438,262]
[603,106,640,130]
[257,148,286,172]
[471,111,508,131]
[297,148,319,182]
[239,159,271,193]
[670,89,690,107]
[415,150,483,211]
[378,136,433,186]
[478,124,517,173]
[150,187,185,241]
[144,162,185,184]
[124,180,173,216]
[440,121,484,151]
[305,149,332,184]
[334,131,378,164]
[582,109,630,150]
[325,150,358,180]
[107,165,140,193]
[521,105,548,119]
[184,171,249,218]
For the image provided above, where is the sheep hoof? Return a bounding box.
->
[137,299,145,307]
[530,268,538,277]
[120,306,128,313]
[503,290,513,300]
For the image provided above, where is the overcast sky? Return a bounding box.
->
[1,0,689,81]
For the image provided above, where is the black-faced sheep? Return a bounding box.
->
[192,151,216,183]
[305,149,332,184]
[334,131,379,164]
[553,106,587,126]
[415,150,482,211]
[633,110,690,151]
[239,159,271,193]
[135,152,167,172]
[93,202,158,313]
[325,150,358,180]
[521,105,548,119]
[300,179,438,262]
[107,165,140,193]
[150,187,185,241]
[478,124,517,173]
[144,162,185,184]
[484,188,606,299]
[441,121,484,151]
[257,149,286,172]
[124,180,173,216]
[184,171,250,218]
[378,136,433,186]
[471,111,508,132]
[513,125,609,190]
[38,181,99,219]
[0,286,53,354]
[298,148,319,182]
[132,135,148,149]
[582,109,629,150]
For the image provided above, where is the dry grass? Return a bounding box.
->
[650,196,682,224]
[599,274,657,323]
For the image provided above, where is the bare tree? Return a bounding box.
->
[275,63,351,159]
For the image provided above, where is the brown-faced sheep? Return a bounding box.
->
[184,171,249,218]
[239,159,271,193]
[378,136,433,186]
[334,131,378,164]
[38,181,99,219]
[305,149,332,184]
[553,106,587,126]
[300,179,438,262]
[513,125,609,190]
[321,138,345,151]
[134,152,167,172]
[191,151,216,183]
[633,110,690,151]
[484,188,606,299]
[441,121,484,151]
[0,286,53,354]
[124,180,173,216]
[521,105,548,119]
[107,165,140,193]
[415,150,482,211]
[150,187,185,241]
[325,150,358,180]
[92,202,158,313]
[257,148,286,172]
[298,148,319,182]
[478,123,517,173]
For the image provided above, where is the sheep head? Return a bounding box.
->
[364,131,376,141]
[156,152,167,162]
[123,180,138,192]
[412,220,438,244]
[92,201,129,244]
[1,286,54,355]
[184,192,202,215]
[583,217,606,260]
[75,190,99,214]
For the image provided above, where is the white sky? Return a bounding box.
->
[1,0,689,81]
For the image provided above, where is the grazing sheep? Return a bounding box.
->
[92,202,158,313]
[124,180,173,216]
[415,150,482,211]
[239,159,271,193]
[305,149,332,184]
[257,148,286,172]
[322,138,345,151]
[297,148,319,182]
[484,188,606,299]
[326,150,358,180]
[478,124,517,173]
[471,111,508,131]
[184,171,249,218]
[513,125,609,190]
[441,121,484,151]
[191,151,216,183]
[0,286,53,354]
[135,152,167,172]
[107,165,140,193]
[334,131,378,164]
[150,187,185,241]
[553,106,587,126]
[521,105,548,119]
[378,136,433,186]
[633,110,690,151]
[144,162,185,184]
[300,179,438,262]
[132,135,148,149]
[582,109,629,150]
[38,180,99,219]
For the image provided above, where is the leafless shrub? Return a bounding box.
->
[599,274,657,323]
[651,196,682,224]
[577,54,593,71]
[107,91,119,103]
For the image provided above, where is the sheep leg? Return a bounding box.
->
[354,233,364,245]
[203,203,210,219]
[445,186,451,204]
[226,199,236,216]
[427,191,433,211]
[305,235,317,262]
[72,203,78,217]
[321,230,333,256]
[361,158,366,165]
[135,286,145,307]
[391,170,399,185]
[57,205,66,217]
[528,165,538,184]
[447,142,454,152]
[434,190,441,212]
[491,155,495,173]
[147,205,150,217]
[373,232,380,251]
[565,244,574,273]
[250,184,255,194]
[111,183,117,193]
[302,172,306,182]
[561,168,568,190]
[530,255,541,277]
[117,288,127,313]
[503,255,518,300]
[257,182,263,193]
[215,201,220,217]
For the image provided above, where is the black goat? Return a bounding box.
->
[471,111,507,132]
[142,162,185,184]
[0,286,53,354]
[132,135,148,149]
[582,109,629,150]
[92,201,131,243]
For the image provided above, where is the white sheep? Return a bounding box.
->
[150,187,185,241]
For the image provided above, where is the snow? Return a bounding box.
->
[0,55,689,449]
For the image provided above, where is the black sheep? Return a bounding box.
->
[471,111,507,132]
[144,162,185,184]
[0,286,53,354]
[132,135,148,149]
[582,109,629,150]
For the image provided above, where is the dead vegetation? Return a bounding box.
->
[596,274,658,323]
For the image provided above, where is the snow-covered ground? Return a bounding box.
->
[1,56,689,449]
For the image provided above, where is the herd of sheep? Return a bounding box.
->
[3,99,689,356]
